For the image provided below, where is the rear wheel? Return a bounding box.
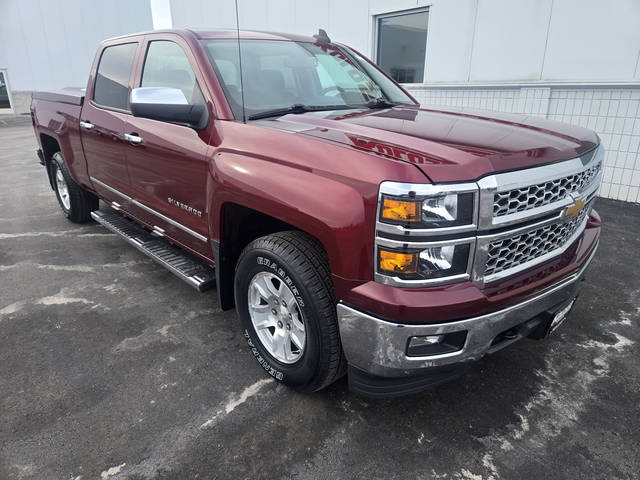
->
[235,231,345,392]
[51,152,98,223]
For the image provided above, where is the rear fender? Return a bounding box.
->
[33,102,91,189]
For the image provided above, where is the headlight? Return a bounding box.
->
[376,241,472,283]
[375,182,478,286]
[378,183,477,230]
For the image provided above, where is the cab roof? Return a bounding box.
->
[103,28,322,44]
[192,29,320,43]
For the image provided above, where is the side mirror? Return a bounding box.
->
[130,87,206,127]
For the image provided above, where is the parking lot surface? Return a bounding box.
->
[1,120,639,480]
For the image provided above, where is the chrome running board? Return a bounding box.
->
[91,209,216,292]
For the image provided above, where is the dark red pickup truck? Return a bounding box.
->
[31,29,602,397]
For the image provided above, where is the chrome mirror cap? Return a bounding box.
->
[130,87,188,106]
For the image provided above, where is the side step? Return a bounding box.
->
[91,209,216,292]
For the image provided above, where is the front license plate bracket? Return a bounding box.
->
[546,297,577,336]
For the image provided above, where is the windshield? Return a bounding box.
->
[201,39,415,120]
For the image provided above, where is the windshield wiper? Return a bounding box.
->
[365,98,404,109]
[248,104,356,121]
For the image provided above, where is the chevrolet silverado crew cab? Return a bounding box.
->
[30,29,603,397]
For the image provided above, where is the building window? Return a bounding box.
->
[375,9,429,84]
[0,71,12,111]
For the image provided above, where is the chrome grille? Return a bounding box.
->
[493,162,600,217]
[484,201,592,277]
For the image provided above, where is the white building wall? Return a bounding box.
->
[422,0,640,83]
[169,0,373,55]
[542,0,640,81]
[467,0,553,82]
[0,0,153,113]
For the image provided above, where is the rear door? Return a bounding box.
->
[124,36,213,259]
[80,41,140,207]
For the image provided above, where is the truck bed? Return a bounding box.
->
[32,88,85,106]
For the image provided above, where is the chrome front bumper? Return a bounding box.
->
[337,244,597,378]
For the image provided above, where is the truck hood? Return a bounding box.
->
[255,106,599,183]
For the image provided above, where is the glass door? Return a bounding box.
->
[0,71,13,112]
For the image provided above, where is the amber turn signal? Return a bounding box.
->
[381,198,421,222]
[378,249,418,274]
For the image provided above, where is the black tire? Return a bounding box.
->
[51,152,98,223]
[235,231,346,392]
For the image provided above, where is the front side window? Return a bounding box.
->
[93,42,138,110]
[201,39,415,119]
[376,9,429,83]
[141,41,205,106]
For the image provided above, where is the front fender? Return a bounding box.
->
[208,150,376,281]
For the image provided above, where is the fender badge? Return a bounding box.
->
[168,197,203,217]
[565,198,585,218]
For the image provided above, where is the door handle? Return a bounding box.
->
[124,133,143,145]
[79,121,94,130]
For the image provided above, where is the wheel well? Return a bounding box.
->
[40,134,60,190]
[216,203,324,311]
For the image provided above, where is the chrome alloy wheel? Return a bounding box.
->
[248,271,306,364]
[54,165,71,210]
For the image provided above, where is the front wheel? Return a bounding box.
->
[234,231,345,392]
[51,152,98,223]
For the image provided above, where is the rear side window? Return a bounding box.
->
[93,43,138,110]
[141,41,205,106]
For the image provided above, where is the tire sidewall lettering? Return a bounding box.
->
[256,256,305,307]
[244,329,284,381]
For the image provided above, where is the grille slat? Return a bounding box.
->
[484,200,592,277]
[493,162,600,217]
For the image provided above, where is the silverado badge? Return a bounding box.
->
[168,197,202,217]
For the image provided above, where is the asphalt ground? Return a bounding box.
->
[1,119,639,480]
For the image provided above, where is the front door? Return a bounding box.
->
[124,38,212,260]
[81,41,139,205]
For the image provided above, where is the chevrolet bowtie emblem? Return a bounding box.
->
[565,198,585,218]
